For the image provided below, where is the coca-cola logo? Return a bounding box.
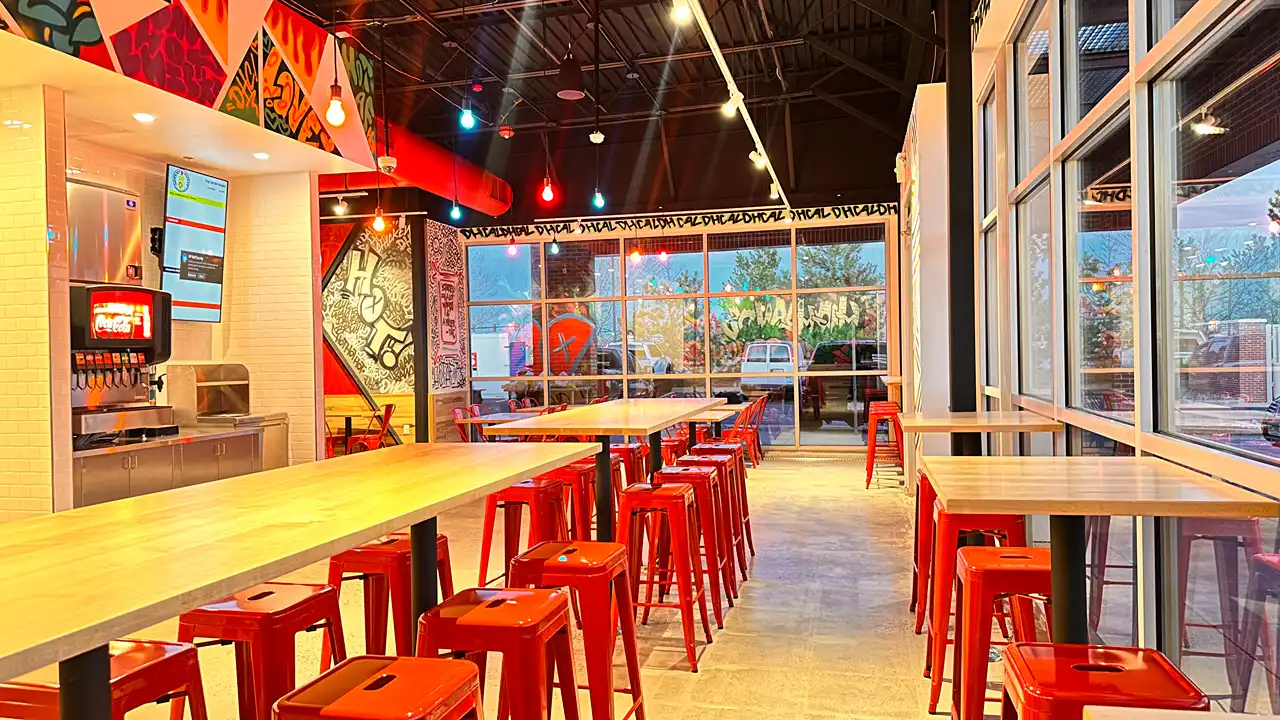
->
[91,301,151,340]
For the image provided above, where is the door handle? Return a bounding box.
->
[122,455,130,469]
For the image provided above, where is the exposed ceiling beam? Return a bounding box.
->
[811,87,898,138]
[784,101,796,190]
[804,35,910,97]
[847,0,944,47]
[659,118,677,198]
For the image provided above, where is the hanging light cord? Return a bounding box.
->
[594,0,601,192]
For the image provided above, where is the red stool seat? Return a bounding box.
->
[691,442,754,557]
[953,547,1052,720]
[275,656,481,720]
[0,640,208,720]
[613,442,649,486]
[415,588,580,720]
[478,477,570,585]
[176,582,346,720]
[509,541,646,720]
[324,532,455,664]
[674,455,745,591]
[618,483,713,672]
[1001,643,1209,720]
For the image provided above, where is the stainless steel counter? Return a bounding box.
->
[72,426,263,458]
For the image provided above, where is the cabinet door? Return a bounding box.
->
[178,439,221,488]
[217,433,261,480]
[77,454,132,507]
[129,446,175,498]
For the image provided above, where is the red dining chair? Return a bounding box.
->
[348,405,395,453]
[521,397,538,409]
[450,407,471,443]
[508,399,522,412]
[468,404,487,418]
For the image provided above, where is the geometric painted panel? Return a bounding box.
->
[3,0,115,71]
[262,28,336,153]
[340,41,377,157]
[218,32,260,125]
[182,0,230,66]
[111,1,227,108]
[263,0,327,95]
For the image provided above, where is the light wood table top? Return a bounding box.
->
[921,455,1277,518]
[899,411,1063,433]
[1085,708,1268,720]
[718,403,752,412]
[687,409,738,423]
[513,406,544,414]
[882,375,903,385]
[484,398,725,437]
[0,441,598,682]
[453,412,528,425]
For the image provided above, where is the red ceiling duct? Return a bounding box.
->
[320,121,512,217]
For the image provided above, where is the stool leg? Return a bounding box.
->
[955,578,994,720]
[666,505,702,672]
[726,466,749,583]
[321,561,345,669]
[171,624,195,720]
[437,535,456,601]
[914,479,936,635]
[926,511,958,690]
[865,414,880,488]
[641,514,661,626]
[183,652,210,720]
[389,555,413,657]
[615,568,646,720]
[579,577,617,720]
[551,627,582,720]
[506,501,527,575]
[247,637,273,720]
[1215,538,1244,697]
[479,494,499,586]
[363,574,390,656]
[695,490,726,629]
[508,641,550,720]
[737,457,755,557]
[714,482,737,605]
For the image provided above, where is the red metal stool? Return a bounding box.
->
[951,547,1052,720]
[176,582,347,720]
[865,401,903,488]
[673,455,744,593]
[1233,553,1280,712]
[1001,643,1209,720]
[323,532,456,665]
[509,541,647,720]
[691,443,754,560]
[478,477,571,585]
[656,464,734,626]
[613,442,649,486]
[0,640,208,720]
[925,501,1027,690]
[543,463,598,541]
[415,587,581,720]
[618,483,713,672]
[660,437,687,466]
[275,655,482,720]
[912,470,936,633]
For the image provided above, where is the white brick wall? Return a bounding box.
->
[220,172,323,464]
[0,86,63,520]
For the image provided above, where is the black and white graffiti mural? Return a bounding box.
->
[427,222,469,392]
[323,223,415,394]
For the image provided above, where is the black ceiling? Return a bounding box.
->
[289,0,940,223]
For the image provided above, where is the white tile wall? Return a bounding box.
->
[220,172,323,464]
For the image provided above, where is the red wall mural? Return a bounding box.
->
[111,2,228,108]
[262,28,336,153]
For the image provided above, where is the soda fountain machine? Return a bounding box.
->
[70,284,174,447]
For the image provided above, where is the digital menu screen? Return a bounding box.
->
[160,165,228,322]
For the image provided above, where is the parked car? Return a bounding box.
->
[741,340,794,381]
[596,348,654,397]
[1263,396,1280,444]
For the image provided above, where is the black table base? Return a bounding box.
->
[59,644,111,720]
[410,517,440,646]
[596,435,613,541]
[1050,514,1088,645]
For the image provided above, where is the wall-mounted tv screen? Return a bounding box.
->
[160,165,228,322]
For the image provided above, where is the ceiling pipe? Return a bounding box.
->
[320,120,513,216]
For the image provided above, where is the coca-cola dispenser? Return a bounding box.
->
[70,284,174,441]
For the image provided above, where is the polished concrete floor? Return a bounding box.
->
[109,455,941,719]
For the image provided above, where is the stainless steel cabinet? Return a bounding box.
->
[74,431,261,507]
[76,454,132,507]
[217,433,259,479]
[178,439,220,488]
[129,446,175,497]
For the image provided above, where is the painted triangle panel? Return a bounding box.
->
[340,42,378,157]
[111,1,227,107]
[4,0,114,71]
[90,0,167,38]
[182,0,230,66]
[263,0,328,96]
[218,32,259,125]
[262,29,337,154]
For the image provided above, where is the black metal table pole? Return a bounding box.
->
[688,421,699,446]
[1050,515,1089,644]
[713,420,723,436]
[60,645,111,720]
[410,518,439,646]
[648,431,662,480]
[344,416,353,452]
[595,435,613,541]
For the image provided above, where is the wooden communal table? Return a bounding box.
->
[687,408,738,438]
[921,455,1276,646]
[0,442,597,719]
[899,411,1064,486]
[485,398,726,541]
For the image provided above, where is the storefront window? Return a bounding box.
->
[545,301,622,376]
[1018,183,1054,399]
[625,235,703,296]
[626,297,705,373]
[711,377,795,446]
[467,243,541,301]
[1073,122,1134,422]
[469,303,543,377]
[796,226,886,288]
[470,378,543,412]
[1071,429,1137,647]
[797,291,886,372]
[1016,0,1052,180]
[632,377,707,399]
[1157,6,1280,463]
[550,378,622,405]
[799,375,886,446]
[982,97,998,216]
[546,238,620,299]
[710,295,795,374]
[708,231,792,292]
[983,228,1000,386]
[1069,0,1129,124]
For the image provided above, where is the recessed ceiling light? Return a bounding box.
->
[253,152,270,160]
[133,112,155,123]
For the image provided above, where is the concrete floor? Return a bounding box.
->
[41,456,946,719]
